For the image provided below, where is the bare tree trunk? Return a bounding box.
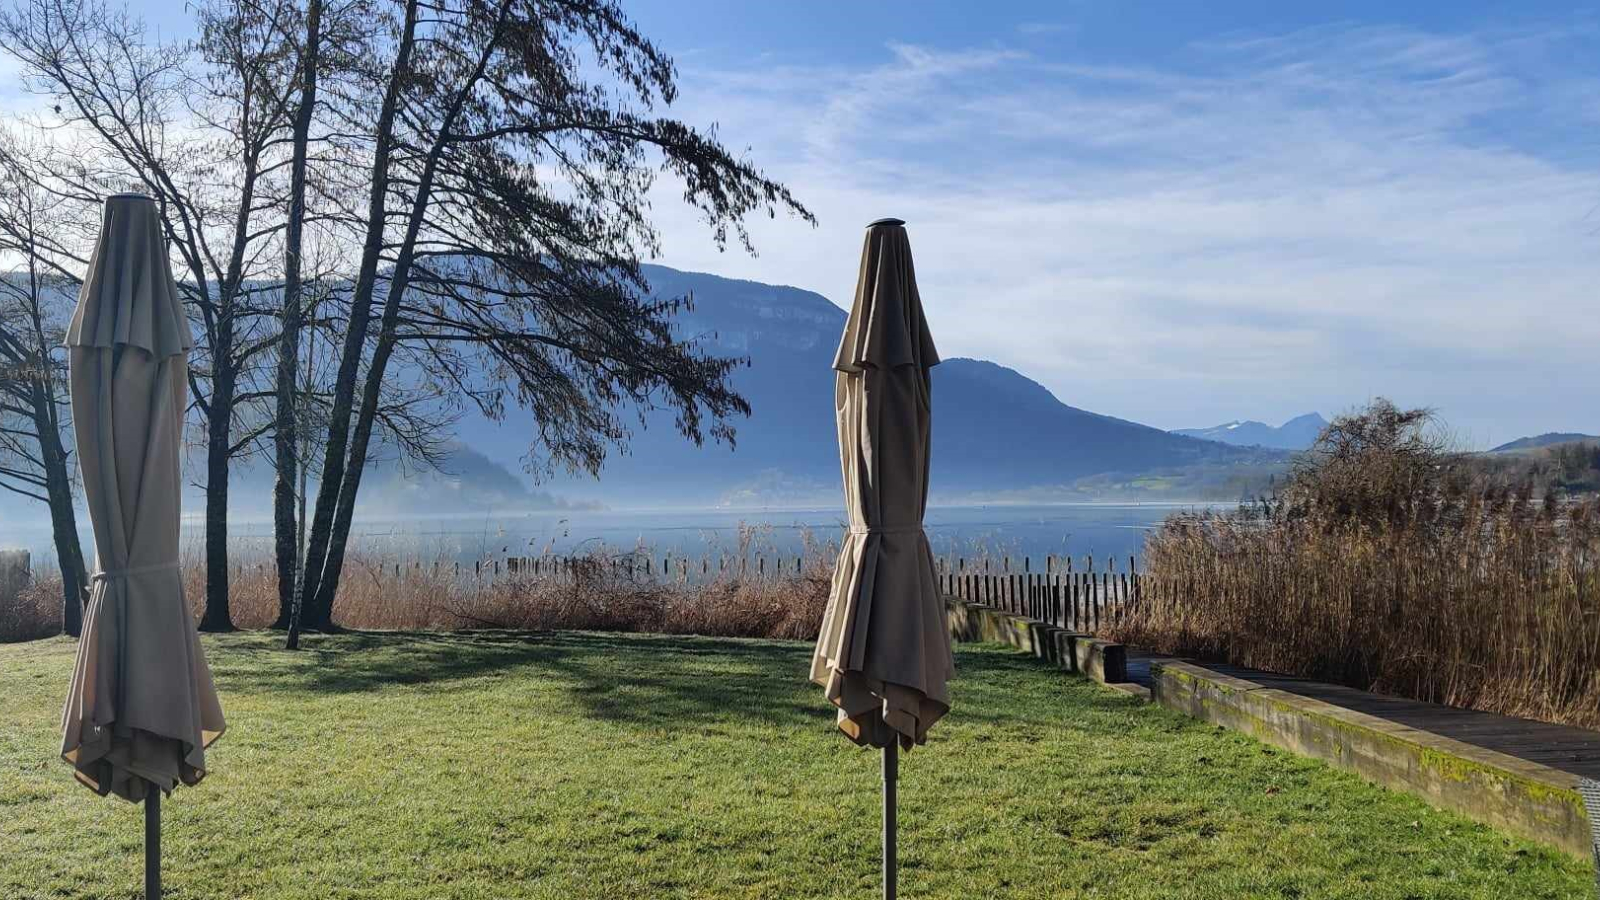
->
[199,343,235,633]
[297,0,419,631]
[308,276,406,620]
[291,0,799,624]
[199,72,272,632]
[275,0,322,636]
[0,189,90,635]
[31,378,87,634]
[307,3,503,619]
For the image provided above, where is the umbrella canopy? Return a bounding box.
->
[812,218,953,750]
[60,193,224,802]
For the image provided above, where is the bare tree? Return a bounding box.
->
[272,0,323,635]
[1,0,301,631]
[261,0,386,638]
[4,0,810,639]
[291,0,813,631]
[0,133,91,633]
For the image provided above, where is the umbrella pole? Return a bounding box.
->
[883,741,898,900]
[145,784,161,900]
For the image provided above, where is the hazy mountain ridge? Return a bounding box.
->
[0,264,1290,530]
[1173,413,1328,451]
[1490,432,1600,453]
[461,264,1285,506]
[188,443,595,519]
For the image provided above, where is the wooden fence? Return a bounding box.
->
[212,552,816,585]
[936,555,1141,635]
[498,553,811,582]
[249,549,1142,634]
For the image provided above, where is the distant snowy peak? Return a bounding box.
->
[1173,413,1327,451]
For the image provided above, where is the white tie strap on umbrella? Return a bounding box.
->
[812,217,953,899]
[60,193,226,899]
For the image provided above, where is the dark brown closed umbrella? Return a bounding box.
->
[60,193,225,898]
[812,217,952,899]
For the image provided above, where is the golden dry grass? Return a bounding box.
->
[3,536,836,643]
[0,565,61,643]
[1115,493,1600,729]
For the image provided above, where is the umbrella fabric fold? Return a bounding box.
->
[60,194,224,802]
[812,220,953,751]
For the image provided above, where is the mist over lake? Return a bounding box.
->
[5,503,1215,573]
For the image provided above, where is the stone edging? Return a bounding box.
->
[942,597,1590,858]
[1150,659,1589,858]
[944,598,1127,685]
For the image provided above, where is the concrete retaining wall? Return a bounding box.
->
[945,598,1127,686]
[943,594,1590,858]
[1151,658,1590,858]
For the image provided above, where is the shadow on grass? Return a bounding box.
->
[213,630,1108,735]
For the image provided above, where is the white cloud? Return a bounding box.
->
[646,22,1600,446]
[1016,22,1075,36]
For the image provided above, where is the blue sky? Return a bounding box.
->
[12,1,1600,446]
[624,1,1600,446]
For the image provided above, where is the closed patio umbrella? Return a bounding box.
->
[61,193,225,899]
[812,217,952,899]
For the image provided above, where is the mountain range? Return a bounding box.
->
[0,265,1298,526]
[6,263,1593,530]
[1489,432,1600,453]
[455,264,1283,507]
[1171,414,1328,451]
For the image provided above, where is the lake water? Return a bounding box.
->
[3,503,1220,573]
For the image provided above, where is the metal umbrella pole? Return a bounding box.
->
[145,784,161,899]
[811,217,948,900]
[883,742,898,900]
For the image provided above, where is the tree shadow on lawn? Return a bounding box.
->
[213,630,1069,735]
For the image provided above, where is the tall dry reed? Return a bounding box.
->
[1115,493,1600,729]
[0,561,62,643]
[178,523,842,639]
[3,524,844,642]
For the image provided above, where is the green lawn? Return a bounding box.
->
[0,631,1589,899]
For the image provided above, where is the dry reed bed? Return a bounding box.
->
[1114,494,1600,730]
[210,548,835,640]
[5,523,1049,644]
[0,567,61,643]
[2,545,838,643]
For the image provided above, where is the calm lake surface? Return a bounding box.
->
[5,503,1223,572]
[214,503,1210,570]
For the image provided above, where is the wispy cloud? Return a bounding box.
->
[1017,22,1075,36]
[652,22,1600,445]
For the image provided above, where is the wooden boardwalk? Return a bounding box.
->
[1126,652,1600,780]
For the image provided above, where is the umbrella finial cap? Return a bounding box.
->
[867,217,906,229]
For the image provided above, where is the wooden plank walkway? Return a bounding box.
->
[1125,651,1600,780]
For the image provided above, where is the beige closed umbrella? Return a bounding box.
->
[812,217,952,900]
[61,193,225,899]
